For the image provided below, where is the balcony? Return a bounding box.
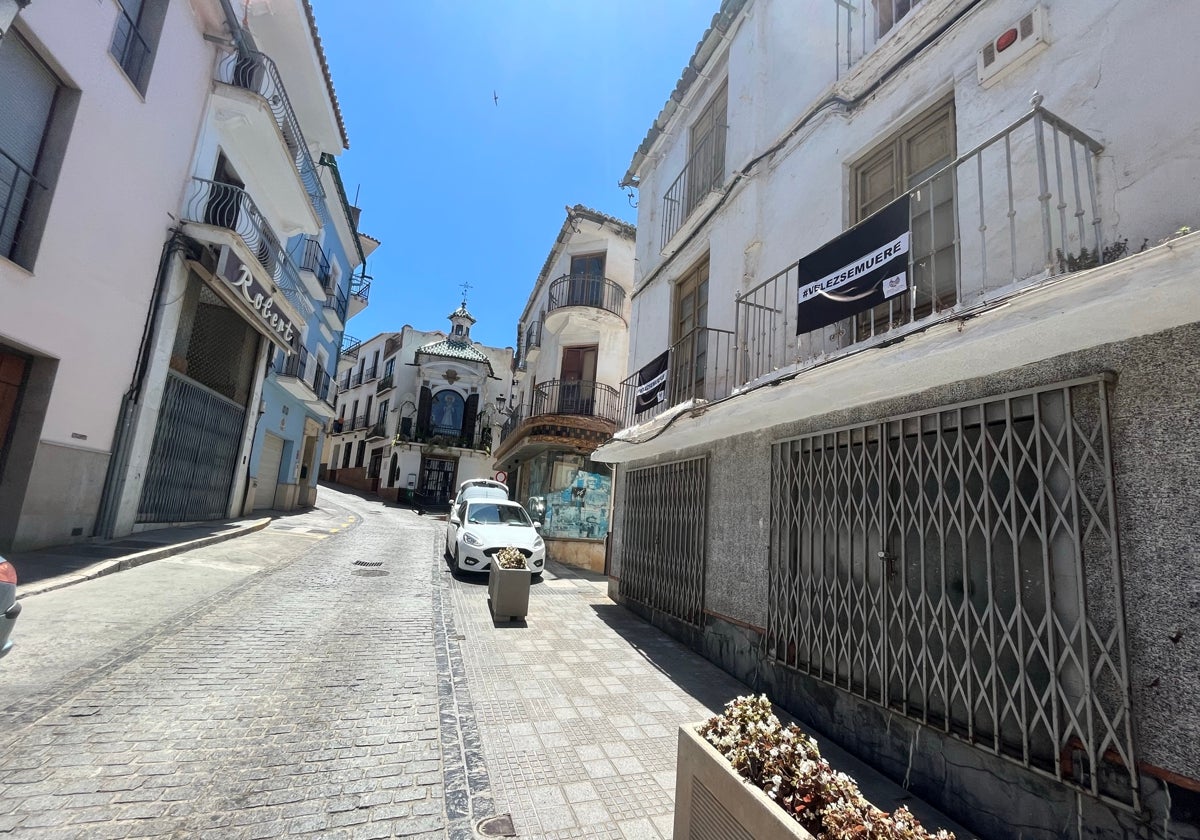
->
[351,369,363,388]
[660,126,726,252]
[366,420,388,440]
[274,350,335,416]
[215,50,325,206]
[323,285,348,328]
[543,275,626,332]
[522,318,543,368]
[495,380,621,457]
[376,373,395,394]
[294,237,331,299]
[338,334,362,372]
[182,177,310,322]
[618,326,736,427]
[618,101,1112,434]
[348,274,371,319]
[362,364,378,383]
[399,417,493,453]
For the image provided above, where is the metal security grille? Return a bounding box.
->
[619,457,708,626]
[175,282,260,405]
[137,372,246,523]
[768,375,1138,807]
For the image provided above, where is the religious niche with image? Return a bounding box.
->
[431,390,464,436]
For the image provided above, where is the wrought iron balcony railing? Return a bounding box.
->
[547,274,626,320]
[312,364,334,407]
[338,369,351,391]
[297,237,331,289]
[367,421,388,440]
[216,50,325,202]
[661,125,726,247]
[376,373,394,393]
[324,286,348,323]
[531,380,622,424]
[351,414,368,431]
[362,364,378,382]
[350,274,371,303]
[618,326,736,428]
[341,334,362,359]
[183,178,307,315]
[403,416,494,452]
[524,319,543,353]
[735,98,1105,386]
[351,369,363,388]
[0,148,47,264]
[278,346,309,381]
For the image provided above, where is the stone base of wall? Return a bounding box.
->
[327,468,377,493]
[546,537,605,573]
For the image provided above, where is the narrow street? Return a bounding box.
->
[0,485,745,839]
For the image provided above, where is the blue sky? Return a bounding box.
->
[310,1,720,350]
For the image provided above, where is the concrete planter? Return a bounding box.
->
[673,723,815,840]
[487,564,530,621]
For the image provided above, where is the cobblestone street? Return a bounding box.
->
[0,485,750,839]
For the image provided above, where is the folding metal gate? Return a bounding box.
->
[137,372,246,523]
[767,375,1137,807]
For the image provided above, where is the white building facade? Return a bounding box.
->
[324,307,514,508]
[492,205,635,572]
[0,0,368,551]
[596,1,1200,838]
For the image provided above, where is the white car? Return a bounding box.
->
[446,499,545,575]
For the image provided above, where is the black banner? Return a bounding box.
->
[796,195,910,335]
[633,351,669,414]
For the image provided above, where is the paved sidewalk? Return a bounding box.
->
[9,495,358,597]
[447,560,976,839]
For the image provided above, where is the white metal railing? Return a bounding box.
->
[736,97,1105,386]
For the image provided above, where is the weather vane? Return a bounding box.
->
[459,280,472,306]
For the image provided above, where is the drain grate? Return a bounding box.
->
[476,814,516,837]
[353,560,384,567]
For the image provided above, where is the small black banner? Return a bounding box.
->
[633,351,669,414]
[796,195,910,335]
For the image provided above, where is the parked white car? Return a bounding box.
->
[446,499,545,575]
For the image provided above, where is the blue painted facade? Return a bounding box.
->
[245,158,366,512]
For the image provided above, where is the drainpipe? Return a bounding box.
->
[217,0,255,54]
[93,230,190,538]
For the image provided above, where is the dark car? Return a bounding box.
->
[0,555,19,659]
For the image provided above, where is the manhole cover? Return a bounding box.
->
[476,814,516,837]
[353,560,384,567]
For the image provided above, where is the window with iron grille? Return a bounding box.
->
[110,0,168,95]
[618,456,708,626]
[767,376,1137,806]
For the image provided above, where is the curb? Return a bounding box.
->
[15,517,273,599]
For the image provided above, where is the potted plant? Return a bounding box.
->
[674,695,955,840]
[487,545,530,622]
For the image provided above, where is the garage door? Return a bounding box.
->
[254,433,285,511]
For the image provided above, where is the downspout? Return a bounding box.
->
[217,0,255,54]
[93,229,190,537]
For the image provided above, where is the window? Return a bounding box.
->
[686,81,727,217]
[558,346,598,415]
[110,0,168,94]
[874,0,914,38]
[0,32,73,269]
[672,257,709,403]
[383,357,395,379]
[377,399,389,425]
[851,100,956,337]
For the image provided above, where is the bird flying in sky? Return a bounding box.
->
[493,90,499,106]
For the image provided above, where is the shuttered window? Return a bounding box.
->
[0,32,59,262]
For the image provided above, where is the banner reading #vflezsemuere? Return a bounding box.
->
[633,350,669,414]
[795,195,910,335]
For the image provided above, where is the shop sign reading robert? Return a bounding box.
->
[796,195,910,335]
[218,248,298,350]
